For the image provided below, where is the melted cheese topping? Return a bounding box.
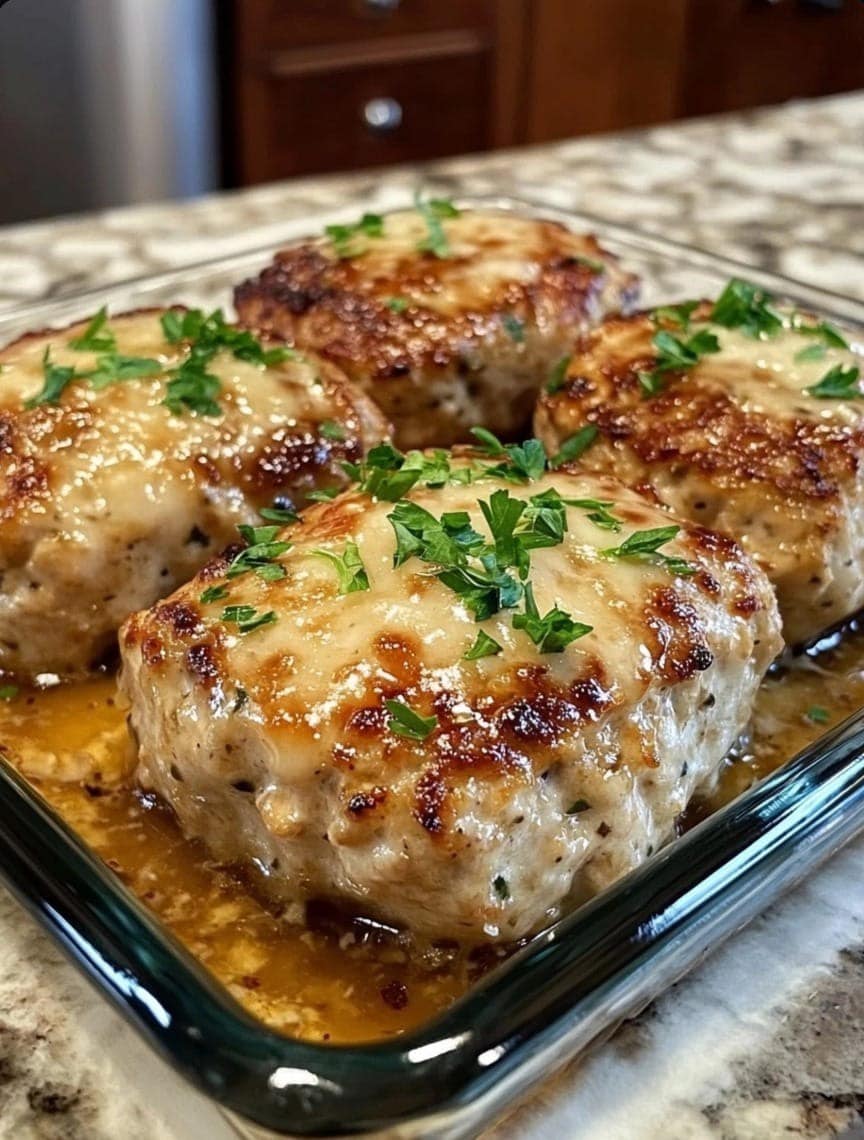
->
[692,321,863,423]
[314,210,604,318]
[123,469,769,783]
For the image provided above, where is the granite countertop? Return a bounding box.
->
[0,92,863,1139]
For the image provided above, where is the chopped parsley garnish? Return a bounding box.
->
[638,328,720,397]
[200,584,228,604]
[560,496,621,532]
[415,193,461,258]
[69,307,116,352]
[493,875,509,900]
[549,425,599,468]
[260,505,300,525]
[805,363,862,400]
[25,348,76,409]
[311,540,370,594]
[384,698,438,741]
[469,428,547,483]
[228,525,291,581]
[160,308,294,418]
[319,419,346,442]
[794,344,828,364]
[388,501,483,569]
[220,605,278,634]
[651,300,699,331]
[438,562,524,621]
[502,314,525,343]
[602,525,696,575]
[0,684,19,701]
[512,581,592,654]
[325,212,384,258]
[463,630,503,660]
[86,353,162,389]
[710,278,782,339]
[806,706,830,725]
[793,317,849,349]
[385,296,410,313]
[346,443,468,503]
[163,361,222,417]
[546,354,572,395]
[566,798,591,815]
[307,486,342,502]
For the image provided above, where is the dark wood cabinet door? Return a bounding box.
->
[680,0,864,116]
[235,49,491,182]
[236,0,492,50]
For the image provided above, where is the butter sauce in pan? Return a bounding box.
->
[1,618,861,1044]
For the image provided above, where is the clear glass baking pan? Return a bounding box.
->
[1,194,863,1140]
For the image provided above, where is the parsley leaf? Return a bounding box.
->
[805,363,862,400]
[415,193,461,258]
[388,501,484,569]
[69,307,116,352]
[793,317,849,349]
[220,605,277,634]
[601,525,696,576]
[638,328,720,397]
[160,308,295,418]
[710,278,782,339]
[163,361,222,416]
[0,684,19,701]
[385,296,410,313]
[806,706,830,725]
[86,353,162,390]
[384,698,438,741]
[25,348,76,409]
[260,505,300,524]
[549,425,599,468]
[160,310,189,343]
[470,428,547,483]
[546,354,572,395]
[512,581,592,654]
[325,213,384,258]
[438,561,523,621]
[311,540,370,594]
[502,314,525,343]
[479,489,530,574]
[463,630,503,660]
[561,496,622,532]
[319,419,346,442]
[794,344,827,364]
[227,525,291,581]
[651,300,699,331]
[200,584,229,604]
[307,486,342,503]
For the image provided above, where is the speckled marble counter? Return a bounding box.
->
[0,92,863,1139]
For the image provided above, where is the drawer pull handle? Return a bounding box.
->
[360,0,402,12]
[362,97,403,133]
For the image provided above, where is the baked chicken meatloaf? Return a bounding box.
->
[0,307,387,681]
[534,282,864,645]
[234,204,638,449]
[120,444,780,942]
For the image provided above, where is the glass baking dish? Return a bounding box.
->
[0,194,863,1140]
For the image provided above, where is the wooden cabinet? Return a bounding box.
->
[226,0,527,184]
[679,0,864,117]
[223,0,864,186]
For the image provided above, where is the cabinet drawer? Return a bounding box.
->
[236,50,491,183]
[237,0,492,54]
